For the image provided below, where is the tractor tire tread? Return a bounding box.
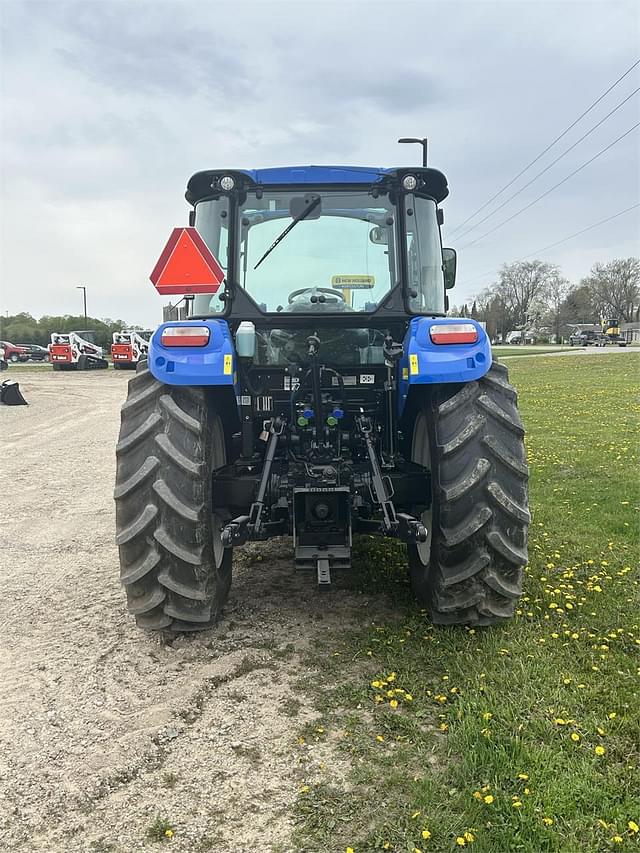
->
[410,360,528,625]
[115,360,232,632]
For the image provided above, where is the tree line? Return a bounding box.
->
[451,257,640,341]
[0,313,135,350]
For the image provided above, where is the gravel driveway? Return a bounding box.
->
[0,369,387,852]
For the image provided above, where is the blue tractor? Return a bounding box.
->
[115,148,529,631]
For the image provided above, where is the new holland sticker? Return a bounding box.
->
[223,354,233,375]
[409,354,419,375]
[330,275,375,289]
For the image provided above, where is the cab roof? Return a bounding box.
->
[186,165,449,205]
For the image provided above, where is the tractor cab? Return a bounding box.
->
[185,166,455,331]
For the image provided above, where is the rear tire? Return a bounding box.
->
[115,361,232,632]
[407,361,529,625]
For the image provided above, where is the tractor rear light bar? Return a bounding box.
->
[160,326,211,347]
[429,323,478,345]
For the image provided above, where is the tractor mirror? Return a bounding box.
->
[443,248,457,289]
[369,226,388,245]
[290,194,322,220]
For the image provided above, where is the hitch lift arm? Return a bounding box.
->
[356,413,427,544]
[221,417,285,546]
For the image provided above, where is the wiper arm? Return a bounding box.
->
[253,195,321,270]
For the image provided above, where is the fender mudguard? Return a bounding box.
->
[398,317,492,417]
[148,319,236,386]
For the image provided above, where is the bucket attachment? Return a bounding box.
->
[1,380,28,406]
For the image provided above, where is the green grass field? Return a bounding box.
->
[291,353,639,853]
[491,345,573,357]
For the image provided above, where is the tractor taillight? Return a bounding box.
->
[160,326,210,347]
[430,323,479,345]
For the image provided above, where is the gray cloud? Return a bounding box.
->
[1,0,639,325]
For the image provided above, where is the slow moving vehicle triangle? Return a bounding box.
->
[150,227,225,295]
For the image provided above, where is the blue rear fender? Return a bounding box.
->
[148,319,236,386]
[398,317,492,416]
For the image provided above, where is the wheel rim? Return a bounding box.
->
[411,411,433,566]
[210,412,226,569]
[212,512,224,566]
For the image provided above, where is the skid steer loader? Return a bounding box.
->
[115,147,529,632]
[111,330,154,369]
[49,331,109,370]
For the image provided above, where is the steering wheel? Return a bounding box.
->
[287,287,346,304]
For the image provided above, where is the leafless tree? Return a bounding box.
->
[544,276,572,342]
[495,260,561,328]
[581,258,640,322]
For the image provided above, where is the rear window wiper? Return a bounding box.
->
[253,195,321,270]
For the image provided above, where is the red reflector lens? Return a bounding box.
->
[160,326,210,347]
[430,323,479,345]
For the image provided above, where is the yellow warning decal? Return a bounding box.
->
[223,354,233,375]
[409,354,419,375]
[331,275,375,289]
[402,367,409,380]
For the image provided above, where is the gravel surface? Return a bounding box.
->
[0,369,390,852]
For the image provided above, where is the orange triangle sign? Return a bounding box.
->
[150,227,225,295]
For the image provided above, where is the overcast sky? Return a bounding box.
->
[1,0,639,326]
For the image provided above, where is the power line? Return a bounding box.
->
[449,57,640,235]
[521,203,640,259]
[459,202,640,289]
[458,122,640,250]
[454,86,640,242]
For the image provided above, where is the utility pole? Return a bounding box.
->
[77,286,87,325]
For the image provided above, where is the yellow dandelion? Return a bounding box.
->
[346,847,355,853]
[390,699,399,709]
[472,791,483,801]
[595,745,606,755]
[421,828,432,839]
[517,773,529,780]
[629,821,639,833]
[376,735,384,742]
[542,817,554,826]
[411,810,421,819]
[483,795,494,804]
[300,785,310,793]
[612,836,623,844]
[571,733,580,742]
[455,838,466,847]
[464,831,475,842]
[165,829,174,838]
[512,800,523,808]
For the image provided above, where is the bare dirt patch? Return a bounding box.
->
[0,369,399,852]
